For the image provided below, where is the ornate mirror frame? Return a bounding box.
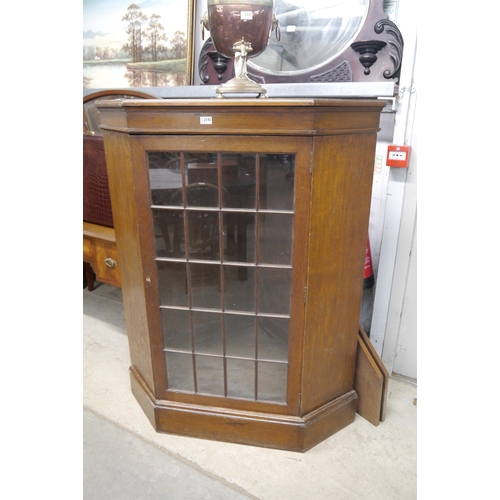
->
[198,0,403,86]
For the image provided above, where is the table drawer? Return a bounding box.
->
[93,240,121,288]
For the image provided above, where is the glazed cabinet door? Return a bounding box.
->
[128,135,312,416]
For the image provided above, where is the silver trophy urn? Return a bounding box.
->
[201,0,279,97]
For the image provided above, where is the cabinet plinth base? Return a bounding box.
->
[130,366,357,452]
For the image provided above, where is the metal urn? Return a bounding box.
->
[201,0,279,98]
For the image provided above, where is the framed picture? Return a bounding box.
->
[83,1,196,89]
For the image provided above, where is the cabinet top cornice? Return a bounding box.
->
[97,98,385,137]
[96,97,385,110]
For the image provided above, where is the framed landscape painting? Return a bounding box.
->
[83,0,195,89]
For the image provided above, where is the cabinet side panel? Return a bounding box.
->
[102,130,156,391]
[301,133,377,414]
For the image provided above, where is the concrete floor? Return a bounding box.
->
[83,283,417,500]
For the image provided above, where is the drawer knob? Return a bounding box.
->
[104,257,118,268]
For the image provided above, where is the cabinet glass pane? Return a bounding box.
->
[224,266,255,312]
[195,355,225,396]
[152,209,184,258]
[221,153,256,209]
[193,311,223,355]
[162,309,191,351]
[258,268,292,316]
[166,352,194,392]
[186,211,220,260]
[227,358,255,399]
[223,213,255,263]
[259,154,294,211]
[189,263,221,309]
[186,152,219,188]
[225,314,256,359]
[258,317,289,362]
[258,362,287,402]
[148,152,184,206]
[259,213,293,265]
[157,261,188,307]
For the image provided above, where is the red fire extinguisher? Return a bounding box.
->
[364,237,375,290]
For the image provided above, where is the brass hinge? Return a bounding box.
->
[309,150,314,175]
[303,286,307,304]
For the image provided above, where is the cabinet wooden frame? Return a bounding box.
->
[98,98,384,452]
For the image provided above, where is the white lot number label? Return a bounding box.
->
[200,116,212,125]
[241,11,253,20]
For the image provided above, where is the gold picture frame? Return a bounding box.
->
[83,1,195,89]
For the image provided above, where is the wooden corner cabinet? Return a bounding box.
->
[97,97,384,452]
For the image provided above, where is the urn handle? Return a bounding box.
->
[272,13,280,41]
[200,12,210,41]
